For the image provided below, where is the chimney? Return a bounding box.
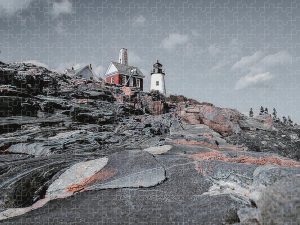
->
[118,48,128,65]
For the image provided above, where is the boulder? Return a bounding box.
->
[257,175,300,225]
[179,104,242,136]
[46,157,109,199]
[144,145,173,155]
[7,143,52,156]
[85,150,166,190]
[239,114,274,131]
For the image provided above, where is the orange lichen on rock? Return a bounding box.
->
[201,118,233,135]
[172,139,218,149]
[191,151,223,160]
[179,104,242,136]
[230,156,300,167]
[219,145,245,151]
[190,151,300,167]
[67,168,117,193]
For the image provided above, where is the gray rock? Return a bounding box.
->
[7,143,52,156]
[239,115,274,131]
[0,96,39,117]
[144,145,173,155]
[46,157,108,198]
[253,165,300,187]
[237,208,260,225]
[226,124,300,160]
[257,175,300,225]
[87,150,166,190]
[1,61,299,224]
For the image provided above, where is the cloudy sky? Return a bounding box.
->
[0,0,299,122]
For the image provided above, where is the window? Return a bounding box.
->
[136,79,140,88]
[156,81,159,86]
[129,78,133,86]
[122,76,127,85]
[111,77,114,84]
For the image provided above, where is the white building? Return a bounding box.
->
[150,60,166,95]
[104,48,145,90]
[66,64,101,82]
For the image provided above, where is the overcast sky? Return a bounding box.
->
[0,0,299,122]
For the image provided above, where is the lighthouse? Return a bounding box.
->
[150,60,166,95]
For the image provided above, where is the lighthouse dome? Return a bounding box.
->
[151,60,165,74]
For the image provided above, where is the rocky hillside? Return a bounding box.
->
[0,62,299,225]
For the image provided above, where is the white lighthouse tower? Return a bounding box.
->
[150,60,166,95]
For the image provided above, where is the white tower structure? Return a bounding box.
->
[150,60,166,95]
[118,48,128,65]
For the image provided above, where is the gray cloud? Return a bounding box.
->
[235,72,273,90]
[94,65,104,76]
[233,51,292,90]
[51,0,73,18]
[259,51,292,68]
[232,51,264,71]
[209,39,243,72]
[161,33,189,50]
[132,15,146,27]
[129,51,143,65]
[233,51,292,73]
[0,0,34,16]
[54,21,67,34]
[208,44,221,57]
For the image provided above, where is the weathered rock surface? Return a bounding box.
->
[0,96,39,117]
[226,120,300,160]
[178,103,243,136]
[0,62,299,224]
[144,145,173,155]
[86,150,166,190]
[46,157,108,198]
[239,114,274,131]
[256,175,300,225]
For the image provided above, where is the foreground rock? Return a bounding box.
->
[256,175,300,225]
[46,157,109,198]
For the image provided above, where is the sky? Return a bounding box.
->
[0,0,299,122]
